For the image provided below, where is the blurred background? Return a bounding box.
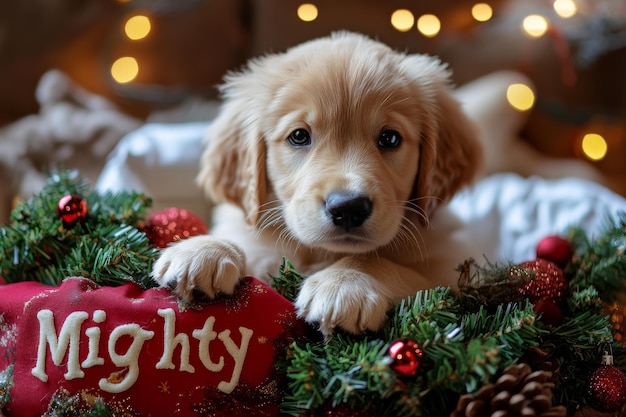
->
[0,0,625,218]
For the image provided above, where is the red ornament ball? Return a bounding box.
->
[532,298,564,327]
[388,339,423,377]
[536,235,573,268]
[145,207,208,248]
[57,194,88,228]
[512,259,568,303]
[586,365,626,413]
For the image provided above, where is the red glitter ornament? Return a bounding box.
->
[57,194,88,228]
[388,339,423,377]
[512,259,568,303]
[536,235,573,268]
[145,207,208,248]
[586,351,626,413]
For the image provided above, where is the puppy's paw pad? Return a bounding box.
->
[150,236,246,301]
[295,270,390,336]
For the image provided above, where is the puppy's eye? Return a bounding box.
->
[378,130,402,149]
[287,129,311,147]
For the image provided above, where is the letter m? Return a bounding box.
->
[31,309,89,382]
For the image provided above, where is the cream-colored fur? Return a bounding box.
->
[151,32,483,335]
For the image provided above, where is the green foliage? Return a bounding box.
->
[3,170,626,416]
[274,213,626,416]
[278,286,550,416]
[43,389,118,417]
[271,258,304,301]
[567,212,626,302]
[0,170,158,288]
[0,364,13,409]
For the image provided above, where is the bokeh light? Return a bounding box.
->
[472,3,493,22]
[111,57,139,84]
[297,3,318,22]
[391,9,415,32]
[553,0,577,18]
[417,14,441,38]
[522,14,549,37]
[125,15,151,40]
[506,83,535,111]
[581,133,608,161]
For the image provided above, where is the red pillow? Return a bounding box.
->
[0,276,308,416]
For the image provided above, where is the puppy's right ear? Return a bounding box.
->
[196,76,267,227]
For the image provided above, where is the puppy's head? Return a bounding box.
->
[198,32,482,253]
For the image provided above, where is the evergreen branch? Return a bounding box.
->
[567,212,626,302]
[460,300,544,365]
[0,169,156,288]
[567,286,604,314]
[270,258,304,302]
[552,310,613,349]
[0,364,13,409]
[62,225,158,288]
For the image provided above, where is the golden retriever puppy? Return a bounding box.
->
[151,32,482,335]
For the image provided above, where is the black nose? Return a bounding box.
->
[325,191,372,231]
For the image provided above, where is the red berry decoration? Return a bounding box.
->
[145,207,208,248]
[388,339,423,377]
[512,259,568,303]
[57,194,88,228]
[586,351,626,413]
[536,235,573,269]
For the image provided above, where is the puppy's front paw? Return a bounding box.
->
[151,235,246,301]
[295,268,391,335]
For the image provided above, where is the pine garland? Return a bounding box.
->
[0,170,158,289]
[1,171,626,415]
[274,214,626,416]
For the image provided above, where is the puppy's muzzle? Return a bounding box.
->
[325,190,372,232]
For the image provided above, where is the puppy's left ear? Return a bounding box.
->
[402,55,483,218]
[196,81,268,227]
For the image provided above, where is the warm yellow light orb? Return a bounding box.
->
[582,133,608,161]
[391,9,415,32]
[506,83,535,111]
[553,0,577,18]
[111,57,139,84]
[417,14,441,38]
[522,14,549,38]
[125,15,151,40]
[297,3,318,22]
[472,3,493,22]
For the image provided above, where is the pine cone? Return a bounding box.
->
[450,363,567,417]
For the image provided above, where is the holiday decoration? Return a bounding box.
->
[388,339,423,378]
[0,276,307,416]
[513,259,568,303]
[450,363,566,417]
[144,207,208,248]
[56,194,88,228]
[536,235,573,269]
[532,298,564,327]
[0,170,157,288]
[585,349,626,413]
[2,171,626,416]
